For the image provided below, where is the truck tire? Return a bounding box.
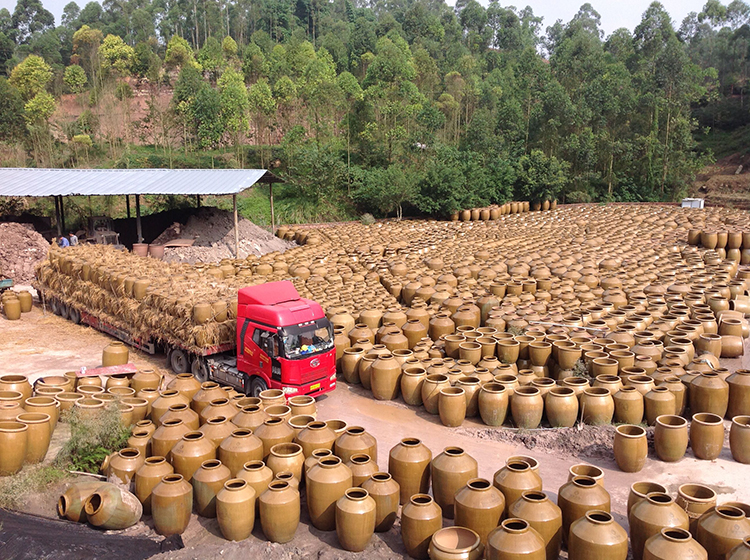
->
[169,348,190,374]
[50,298,60,316]
[247,376,268,397]
[59,303,69,320]
[191,357,210,383]
[68,307,81,325]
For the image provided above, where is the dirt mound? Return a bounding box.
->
[0,222,49,283]
[152,207,295,263]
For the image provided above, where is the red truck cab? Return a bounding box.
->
[236,281,337,398]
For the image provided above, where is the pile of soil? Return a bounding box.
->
[0,222,50,284]
[152,207,295,263]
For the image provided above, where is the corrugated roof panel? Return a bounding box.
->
[0,168,279,197]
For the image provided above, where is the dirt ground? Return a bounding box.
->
[2,298,749,560]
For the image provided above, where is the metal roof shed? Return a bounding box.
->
[0,168,283,255]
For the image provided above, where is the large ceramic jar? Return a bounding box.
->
[568,511,628,560]
[335,487,376,552]
[295,420,336,458]
[370,353,402,401]
[486,518,546,560]
[454,478,505,546]
[643,387,676,426]
[216,478,256,541]
[170,431,216,482]
[362,472,400,532]
[102,341,129,367]
[334,426,377,463]
[267,442,305,482]
[429,526,484,560]
[510,386,544,429]
[346,453,378,486]
[104,447,144,485]
[151,418,190,459]
[613,387,645,424]
[58,481,105,523]
[134,456,173,514]
[727,536,750,560]
[306,456,353,531]
[557,476,611,544]
[237,459,273,515]
[643,527,707,560]
[0,420,27,475]
[727,370,750,418]
[254,417,296,459]
[401,493,443,560]
[690,413,725,460]
[17,411,51,465]
[199,398,237,424]
[388,437,432,504]
[82,483,143,530]
[696,505,750,560]
[341,347,365,384]
[160,403,200,430]
[232,405,268,431]
[730,416,750,463]
[439,387,467,427]
[629,493,690,560]
[131,368,161,393]
[628,482,668,517]
[432,446,478,519]
[167,373,202,401]
[508,491,563,560]
[258,479,300,543]
[0,375,32,401]
[676,483,718,535]
[150,390,190,426]
[456,376,482,417]
[401,366,427,406]
[493,459,543,517]
[192,459,231,518]
[545,387,579,427]
[151,474,193,536]
[613,424,648,472]
[478,382,509,427]
[217,428,264,476]
[422,374,451,415]
[580,387,614,425]
[654,415,689,462]
[690,373,729,417]
[191,381,226,414]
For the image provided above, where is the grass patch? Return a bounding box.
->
[0,465,70,509]
[695,125,750,160]
[55,403,131,473]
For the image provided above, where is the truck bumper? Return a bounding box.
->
[270,371,337,398]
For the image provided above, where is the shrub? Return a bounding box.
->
[360,212,375,225]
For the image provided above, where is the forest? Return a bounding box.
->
[0,0,747,221]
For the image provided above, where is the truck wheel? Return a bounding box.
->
[59,303,69,320]
[68,307,81,325]
[170,348,190,374]
[248,377,268,397]
[50,298,60,315]
[191,357,210,382]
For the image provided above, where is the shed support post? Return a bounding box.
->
[196,195,201,208]
[269,184,275,234]
[59,196,66,234]
[126,195,131,218]
[233,194,239,258]
[54,196,62,237]
[135,194,143,244]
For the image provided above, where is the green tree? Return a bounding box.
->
[514,149,570,202]
[218,68,249,162]
[72,24,103,86]
[248,77,277,165]
[0,77,26,142]
[9,54,52,100]
[165,35,199,71]
[352,163,420,219]
[99,34,135,75]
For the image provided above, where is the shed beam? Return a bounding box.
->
[135,194,143,244]
[53,196,62,237]
[59,196,66,234]
[126,195,131,219]
[269,184,275,234]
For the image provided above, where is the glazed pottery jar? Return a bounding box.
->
[191,381,225,415]
[388,437,432,504]
[237,459,273,515]
[644,387,676,426]
[196,416,234,448]
[690,413,725,460]
[167,373,202,401]
[151,474,193,536]
[629,493,690,560]
[258,388,285,408]
[131,368,161,393]
[439,387,467,427]
[160,403,200,430]
[432,446,478,519]
[134,456,173,514]
[199,398,237,424]
[16,412,51,464]
[728,370,750,418]
[628,482,668,517]
[727,536,750,560]
[370,353,402,400]
[359,355,376,390]
[456,376,481,417]
[568,511,628,560]
[557,476,611,543]
[676,483,718,535]
[295,420,337,457]
[654,415,689,462]
[83,483,143,530]
[151,418,190,459]
[401,366,427,406]
[306,456,353,531]
[216,478,256,541]
[508,491,563,560]
[267,442,305,482]
[192,459,231,517]
[450,479,504,545]
[288,395,316,418]
[341,347,365,384]
[254,417,296,458]
[429,527,484,560]
[102,341,129,367]
[150,390,190,426]
[643,527,707,560]
[730,416,750,463]
[422,374,451,415]
[657,377,686,415]
[335,487,376,552]
[334,426,377,463]
[580,387,614,425]
[58,481,105,522]
[696,505,750,560]
[478,382,509,426]
[104,447,144,485]
[401,493,443,560]
[258,479,299,543]
[510,386,544,429]
[0,375,32,401]
[545,387,579,427]
[0,401,22,421]
[567,464,604,486]
[613,387,645,424]
[493,460,543,517]
[362,472,400,532]
[232,405,268,431]
[217,428,263,476]
[690,373,729,417]
[170,431,216,482]
[613,424,648,472]
[486,518,546,560]
[346,453,379,486]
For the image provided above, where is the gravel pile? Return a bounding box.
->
[0,222,49,283]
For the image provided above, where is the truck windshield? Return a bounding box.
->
[280,319,334,360]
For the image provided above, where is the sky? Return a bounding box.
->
[0,0,711,37]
